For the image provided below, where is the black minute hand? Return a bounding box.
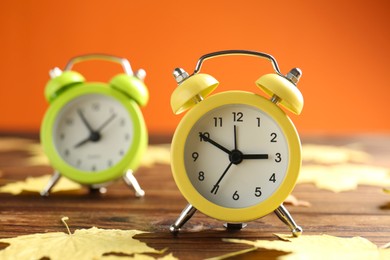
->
[199,133,230,154]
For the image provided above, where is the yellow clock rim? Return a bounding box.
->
[41,83,147,184]
[171,91,301,222]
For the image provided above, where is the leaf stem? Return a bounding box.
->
[61,216,71,235]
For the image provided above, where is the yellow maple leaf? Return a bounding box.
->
[102,253,178,260]
[0,174,82,195]
[384,188,390,194]
[299,163,390,192]
[284,194,311,207]
[0,137,34,152]
[302,144,372,164]
[0,217,163,260]
[140,144,171,168]
[221,234,390,260]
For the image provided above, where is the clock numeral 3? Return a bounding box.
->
[275,153,282,163]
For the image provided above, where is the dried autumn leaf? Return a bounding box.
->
[140,144,171,167]
[0,217,163,260]
[0,174,82,195]
[384,188,390,194]
[0,137,34,152]
[302,144,372,164]
[299,163,390,192]
[222,234,390,260]
[284,194,311,207]
[102,253,178,260]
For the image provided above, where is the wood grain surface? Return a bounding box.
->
[0,134,389,259]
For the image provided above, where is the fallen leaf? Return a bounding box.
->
[102,253,178,260]
[302,144,372,164]
[0,217,163,260]
[0,174,82,195]
[299,163,390,192]
[140,144,171,167]
[205,247,257,260]
[223,234,390,260]
[384,188,390,194]
[0,137,34,152]
[284,194,311,207]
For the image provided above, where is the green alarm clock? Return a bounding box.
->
[40,54,148,197]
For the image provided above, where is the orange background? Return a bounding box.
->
[1,0,389,136]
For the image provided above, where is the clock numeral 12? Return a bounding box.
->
[232,112,243,122]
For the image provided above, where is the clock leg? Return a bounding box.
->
[123,169,145,197]
[170,204,197,234]
[274,204,303,237]
[40,171,61,197]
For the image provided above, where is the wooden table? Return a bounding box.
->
[1,134,389,259]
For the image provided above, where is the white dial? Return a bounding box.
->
[53,94,134,172]
[184,104,289,208]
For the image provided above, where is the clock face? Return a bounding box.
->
[53,93,134,172]
[184,104,289,209]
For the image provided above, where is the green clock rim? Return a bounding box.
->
[171,91,301,222]
[40,83,147,184]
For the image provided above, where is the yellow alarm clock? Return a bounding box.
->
[40,54,148,197]
[169,50,304,236]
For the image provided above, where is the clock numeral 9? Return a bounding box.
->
[275,153,282,163]
[232,112,243,122]
[232,190,240,200]
[254,187,262,197]
[198,171,205,181]
[192,152,199,161]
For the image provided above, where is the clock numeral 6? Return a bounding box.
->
[232,190,240,200]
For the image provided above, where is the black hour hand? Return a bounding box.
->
[242,154,269,160]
